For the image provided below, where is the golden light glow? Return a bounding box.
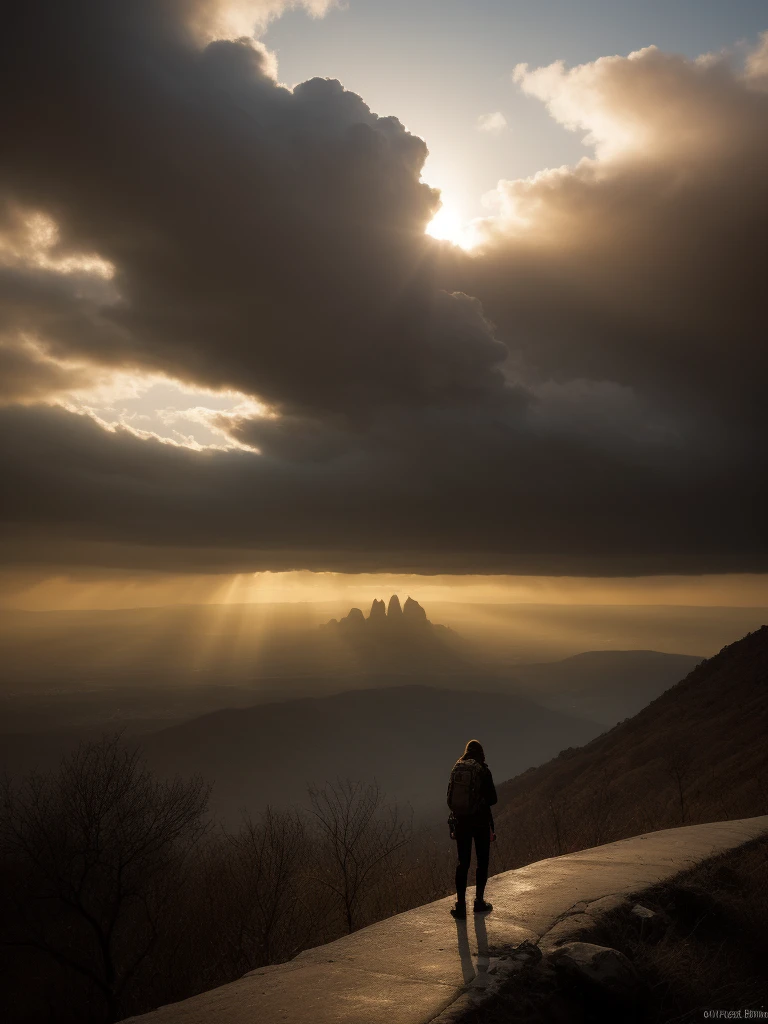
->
[0,210,115,280]
[4,570,767,667]
[4,569,768,612]
[425,202,478,250]
[60,372,268,452]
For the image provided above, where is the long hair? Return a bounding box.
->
[461,739,485,763]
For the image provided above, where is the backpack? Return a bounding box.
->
[447,758,486,817]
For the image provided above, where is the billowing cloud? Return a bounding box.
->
[469,44,768,436]
[1,3,510,415]
[0,4,765,575]
[476,111,508,134]
[188,0,338,42]
[0,203,123,402]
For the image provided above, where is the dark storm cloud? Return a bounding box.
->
[0,400,764,576]
[0,338,90,404]
[0,259,127,398]
[0,4,766,574]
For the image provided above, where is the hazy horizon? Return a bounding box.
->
[4,568,768,611]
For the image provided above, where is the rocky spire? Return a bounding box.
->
[321,596,446,640]
[339,607,365,629]
[369,599,386,623]
[403,596,427,623]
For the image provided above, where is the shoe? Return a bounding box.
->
[473,899,493,913]
[450,901,467,919]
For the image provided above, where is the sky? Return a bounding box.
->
[0,0,767,601]
[4,568,768,614]
[266,0,768,228]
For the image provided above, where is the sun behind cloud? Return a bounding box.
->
[425,200,477,249]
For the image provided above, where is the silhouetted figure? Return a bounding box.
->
[446,739,497,918]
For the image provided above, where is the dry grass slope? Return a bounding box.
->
[491,626,768,869]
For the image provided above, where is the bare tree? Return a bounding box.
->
[547,796,567,856]
[223,807,324,971]
[583,767,616,847]
[307,779,412,933]
[753,773,768,815]
[0,735,209,1022]
[663,748,693,824]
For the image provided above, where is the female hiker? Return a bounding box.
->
[446,739,497,918]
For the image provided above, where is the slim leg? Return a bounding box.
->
[454,826,473,903]
[473,825,491,902]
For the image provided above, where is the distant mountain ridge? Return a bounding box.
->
[140,684,602,822]
[0,649,704,777]
[508,649,702,725]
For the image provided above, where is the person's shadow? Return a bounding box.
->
[453,918,475,983]
[454,913,491,986]
[472,913,493,988]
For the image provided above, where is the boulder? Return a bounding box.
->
[630,903,668,941]
[550,942,641,1004]
[631,904,655,921]
[510,940,543,964]
[542,913,596,950]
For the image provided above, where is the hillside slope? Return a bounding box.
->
[509,649,701,725]
[493,626,768,869]
[141,684,602,821]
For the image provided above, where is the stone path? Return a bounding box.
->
[121,816,768,1024]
